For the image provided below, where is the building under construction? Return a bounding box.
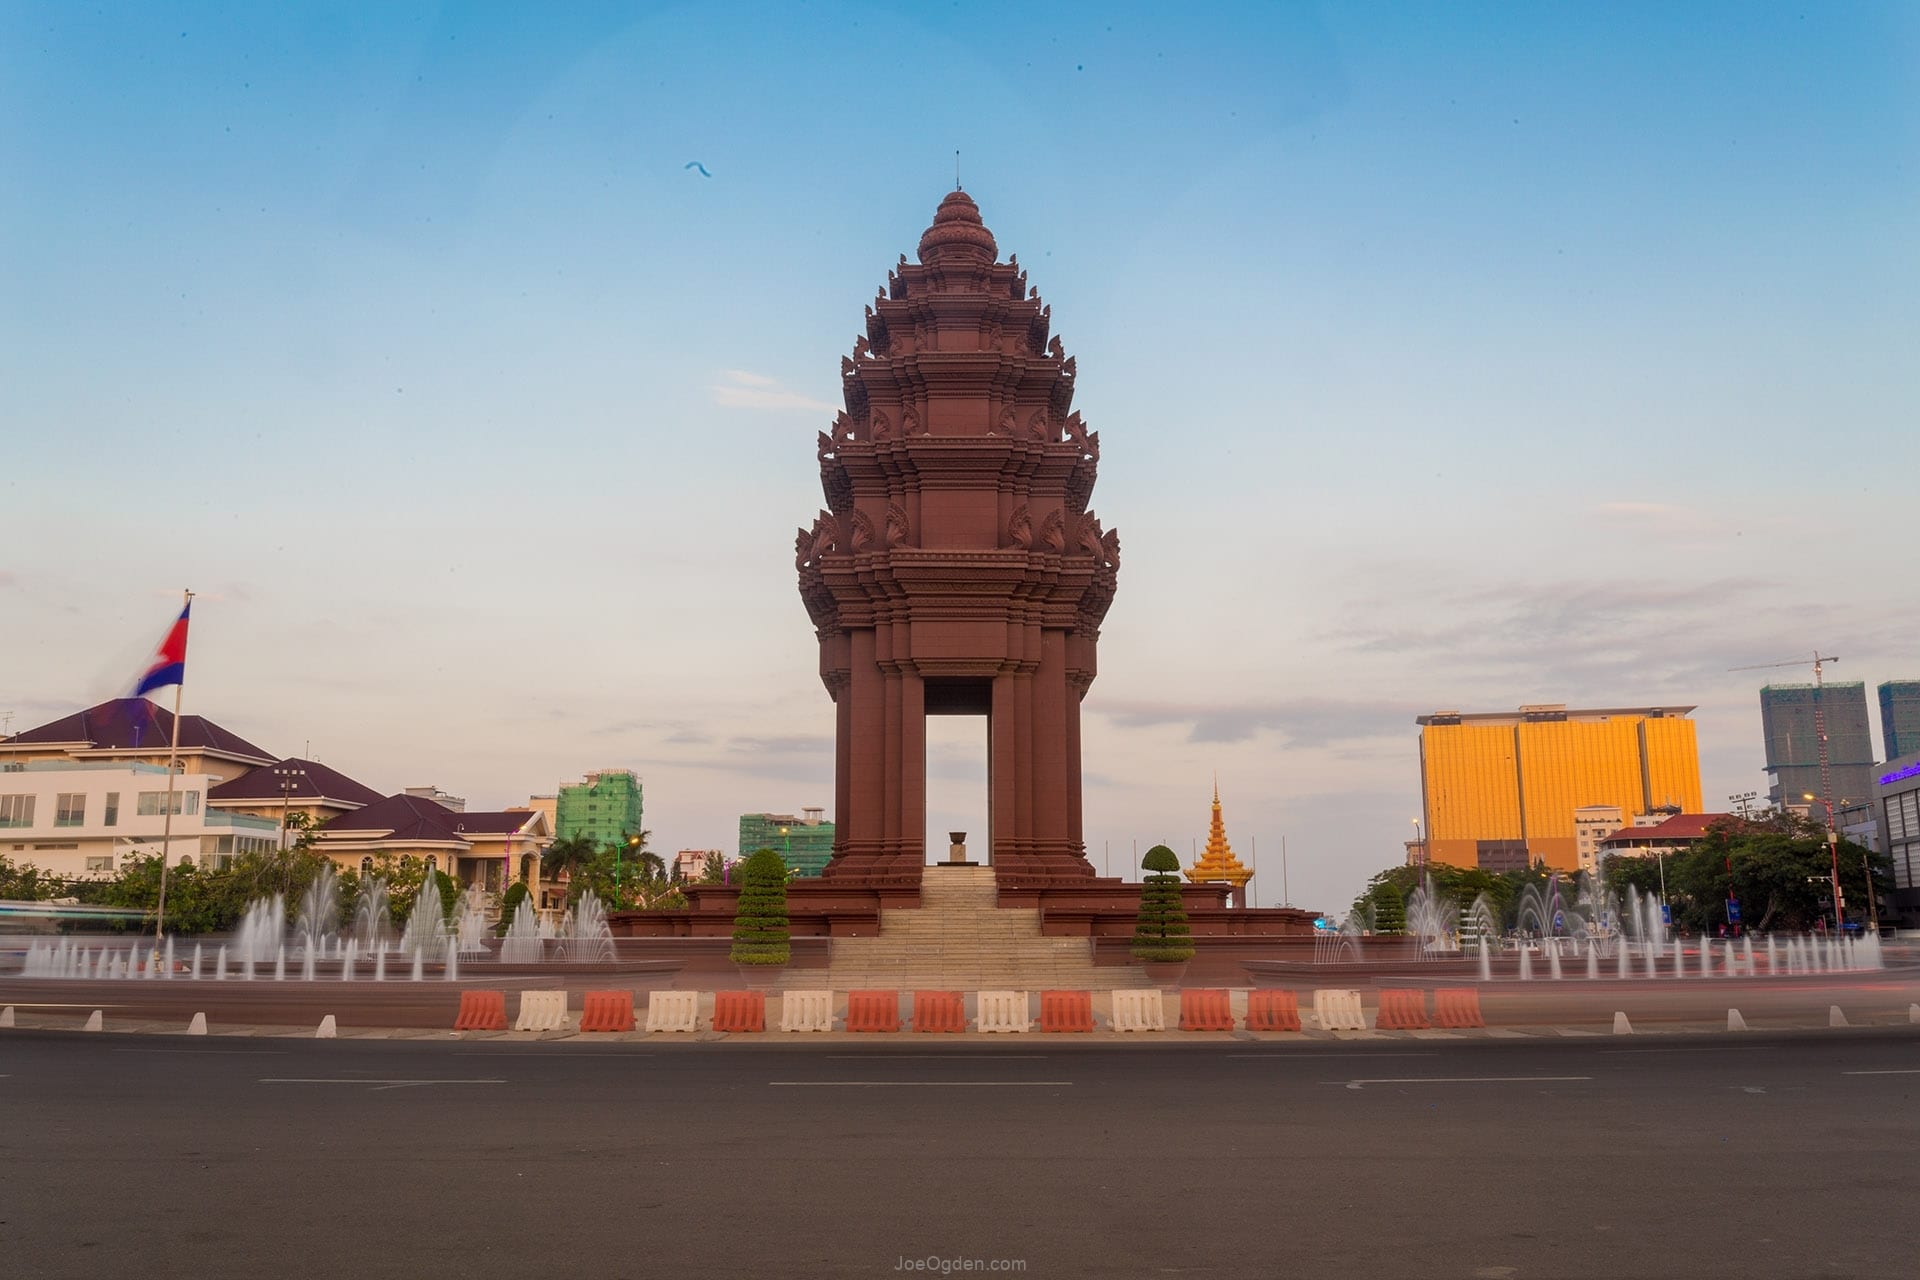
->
[1759,683,1875,820]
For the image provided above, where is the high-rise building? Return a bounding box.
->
[1879,681,1920,763]
[739,808,834,877]
[1417,705,1702,873]
[1759,683,1875,820]
[555,770,643,849]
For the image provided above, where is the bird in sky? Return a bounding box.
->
[684,161,712,178]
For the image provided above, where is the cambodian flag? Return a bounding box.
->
[133,602,191,699]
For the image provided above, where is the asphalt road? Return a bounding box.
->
[3,1031,1917,1279]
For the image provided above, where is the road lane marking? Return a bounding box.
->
[1336,1076,1592,1091]
[260,1078,505,1089]
[770,1081,1072,1088]
[1842,1069,1920,1076]
[814,1059,1052,1066]
[114,1048,288,1055]
[1229,1052,1438,1059]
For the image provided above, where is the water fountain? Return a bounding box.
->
[353,877,394,956]
[501,899,545,965]
[555,889,616,964]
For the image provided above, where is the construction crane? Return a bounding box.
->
[1730,652,1845,931]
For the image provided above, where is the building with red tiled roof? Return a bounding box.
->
[314,793,551,895]
[0,698,274,784]
[208,757,386,837]
[1598,812,1740,858]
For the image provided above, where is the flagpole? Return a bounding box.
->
[152,588,193,958]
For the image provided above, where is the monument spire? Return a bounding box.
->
[1187,781,1253,893]
[797,190,1119,887]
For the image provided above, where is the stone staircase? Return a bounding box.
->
[819,866,1146,990]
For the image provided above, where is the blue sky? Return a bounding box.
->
[3,1,1916,913]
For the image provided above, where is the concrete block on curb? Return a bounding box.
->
[780,989,834,1033]
[645,990,700,1034]
[1828,1005,1848,1028]
[1111,989,1166,1032]
[976,990,1031,1033]
[515,990,569,1032]
[0,1005,13,1028]
[83,1010,103,1032]
[1726,1009,1747,1032]
[315,1014,337,1039]
[1612,1011,1633,1036]
[188,1012,208,1036]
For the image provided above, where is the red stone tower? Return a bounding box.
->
[797,191,1119,888]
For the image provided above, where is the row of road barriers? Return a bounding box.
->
[441,988,1492,1034]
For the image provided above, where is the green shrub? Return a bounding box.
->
[497,881,529,935]
[1131,844,1195,963]
[729,848,791,965]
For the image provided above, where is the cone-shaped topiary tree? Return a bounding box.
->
[1131,844,1195,963]
[1369,880,1407,935]
[729,847,792,965]
[495,881,529,936]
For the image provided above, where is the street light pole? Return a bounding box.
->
[273,764,307,853]
[1805,791,1845,934]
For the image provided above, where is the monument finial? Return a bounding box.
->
[1187,781,1252,891]
[955,149,961,191]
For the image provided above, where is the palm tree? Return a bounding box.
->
[541,833,598,884]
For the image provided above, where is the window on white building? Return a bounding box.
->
[0,795,34,828]
[136,791,197,816]
[54,793,86,827]
[104,792,119,826]
[85,855,113,872]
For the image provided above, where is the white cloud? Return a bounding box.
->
[710,370,836,413]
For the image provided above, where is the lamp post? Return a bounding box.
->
[1410,817,1425,867]
[621,834,639,903]
[780,826,791,867]
[1805,791,1845,933]
[273,765,307,853]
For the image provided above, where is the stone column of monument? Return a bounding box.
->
[797,190,1120,889]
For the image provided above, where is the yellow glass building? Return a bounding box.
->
[1418,705,1702,873]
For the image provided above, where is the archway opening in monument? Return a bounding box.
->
[924,678,992,867]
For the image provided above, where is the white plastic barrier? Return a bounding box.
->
[1311,989,1366,1032]
[645,990,700,1034]
[1111,989,1166,1033]
[780,989,834,1033]
[976,990,1031,1033]
[515,989,570,1032]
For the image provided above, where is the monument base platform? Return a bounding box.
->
[610,870,1318,943]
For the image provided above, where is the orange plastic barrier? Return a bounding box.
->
[579,989,636,1033]
[1376,988,1431,1030]
[1433,987,1485,1029]
[1039,990,1095,1033]
[845,990,901,1033]
[1178,988,1235,1032]
[1246,989,1301,1032]
[453,989,509,1031]
[912,991,967,1033]
[711,990,766,1034]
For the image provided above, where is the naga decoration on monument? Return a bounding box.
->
[797,191,1119,888]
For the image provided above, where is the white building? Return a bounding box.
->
[0,760,281,879]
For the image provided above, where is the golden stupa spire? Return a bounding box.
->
[1185,777,1252,890]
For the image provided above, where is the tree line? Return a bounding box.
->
[1354,809,1890,935]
